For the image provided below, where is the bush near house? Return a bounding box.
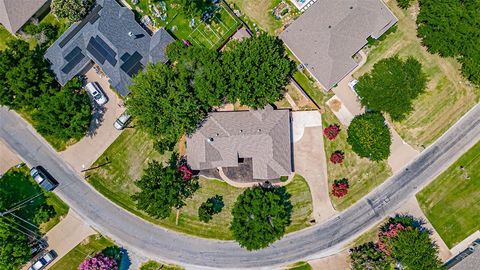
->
[198,195,224,223]
[355,56,427,121]
[323,124,341,141]
[230,185,292,250]
[51,0,94,22]
[347,112,391,161]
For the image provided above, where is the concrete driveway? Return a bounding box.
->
[388,123,419,173]
[0,140,21,175]
[60,67,125,172]
[293,111,337,223]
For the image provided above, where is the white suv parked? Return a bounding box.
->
[85,82,108,105]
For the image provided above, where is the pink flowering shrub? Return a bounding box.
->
[377,220,408,255]
[178,164,193,181]
[79,253,118,270]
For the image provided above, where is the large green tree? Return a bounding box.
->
[222,34,295,108]
[350,242,392,270]
[173,0,211,18]
[33,77,92,141]
[355,56,427,121]
[132,154,199,219]
[51,0,94,22]
[230,186,292,250]
[347,112,391,161]
[0,39,56,110]
[390,229,442,270]
[417,0,480,85]
[127,63,207,146]
[0,220,31,270]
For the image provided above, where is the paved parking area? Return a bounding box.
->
[60,67,125,172]
[0,140,21,175]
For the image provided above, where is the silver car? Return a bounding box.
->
[28,250,56,270]
[114,111,132,130]
[85,82,108,105]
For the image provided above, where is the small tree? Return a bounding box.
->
[331,178,349,198]
[132,154,199,219]
[198,195,224,223]
[350,242,392,270]
[79,252,118,270]
[230,186,292,250]
[323,124,341,140]
[347,112,391,161]
[51,0,94,22]
[330,151,345,164]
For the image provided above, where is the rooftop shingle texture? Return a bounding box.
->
[0,0,48,33]
[187,108,292,180]
[280,0,397,90]
[449,247,480,270]
[44,0,174,96]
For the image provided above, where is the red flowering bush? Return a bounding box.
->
[330,151,345,164]
[331,178,349,198]
[79,253,118,270]
[178,164,193,181]
[323,124,341,140]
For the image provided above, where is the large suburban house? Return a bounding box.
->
[0,0,50,34]
[187,106,293,181]
[44,0,174,96]
[280,0,397,91]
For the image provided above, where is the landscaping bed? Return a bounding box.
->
[417,142,480,248]
[87,128,313,239]
[354,1,479,148]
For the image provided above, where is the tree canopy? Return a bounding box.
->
[173,0,211,18]
[347,112,391,161]
[0,220,31,270]
[51,0,94,22]
[350,242,391,270]
[132,154,199,219]
[33,77,92,141]
[417,0,480,85]
[198,195,224,223]
[223,34,295,108]
[230,186,292,250]
[355,56,427,121]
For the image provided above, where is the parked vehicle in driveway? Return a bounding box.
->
[348,79,360,98]
[114,111,132,130]
[28,250,57,270]
[30,166,58,191]
[85,82,108,105]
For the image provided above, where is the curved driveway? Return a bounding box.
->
[1,105,480,269]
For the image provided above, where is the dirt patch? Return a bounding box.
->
[328,99,342,112]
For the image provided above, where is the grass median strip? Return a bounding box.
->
[87,128,313,239]
[417,142,480,248]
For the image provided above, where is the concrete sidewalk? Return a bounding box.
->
[0,140,21,175]
[387,123,419,173]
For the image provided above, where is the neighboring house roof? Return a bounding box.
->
[446,240,480,270]
[44,0,174,96]
[0,0,48,33]
[280,0,397,90]
[187,107,292,180]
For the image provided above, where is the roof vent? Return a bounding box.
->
[207,138,214,142]
[258,129,262,132]
[240,129,243,133]
[128,31,134,37]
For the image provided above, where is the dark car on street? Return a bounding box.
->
[30,166,58,191]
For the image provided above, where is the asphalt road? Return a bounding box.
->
[1,104,479,269]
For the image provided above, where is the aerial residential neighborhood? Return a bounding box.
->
[0,0,478,269]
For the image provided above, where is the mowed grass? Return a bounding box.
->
[354,1,480,148]
[49,235,116,270]
[140,260,184,270]
[292,70,392,211]
[227,0,282,34]
[416,142,480,248]
[87,128,313,239]
[285,261,312,270]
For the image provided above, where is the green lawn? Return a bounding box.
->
[285,261,312,270]
[226,0,282,34]
[49,235,116,270]
[0,166,69,234]
[125,0,240,49]
[354,1,480,148]
[292,69,392,211]
[416,142,480,248]
[140,260,184,270]
[0,25,15,50]
[86,128,313,239]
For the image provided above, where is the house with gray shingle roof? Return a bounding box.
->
[187,106,293,181]
[0,0,50,34]
[44,0,174,96]
[280,0,397,90]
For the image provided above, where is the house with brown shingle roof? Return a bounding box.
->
[280,0,397,91]
[187,106,293,181]
[0,0,50,34]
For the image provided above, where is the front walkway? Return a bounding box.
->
[292,111,337,223]
[60,67,125,172]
